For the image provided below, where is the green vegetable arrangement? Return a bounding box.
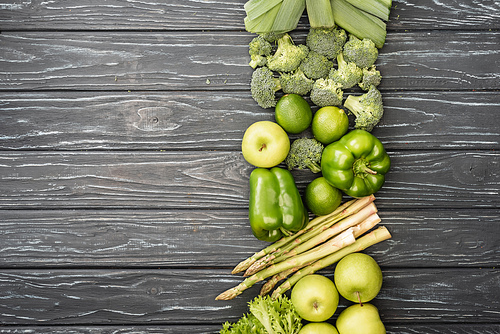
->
[220,295,303,334]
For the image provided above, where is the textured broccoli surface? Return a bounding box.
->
[343,85,384,131]
[342,34,379,68]
[306,27,347,59]
[267,33,309,73]
[310,78,344,107]
[285,138,325,173]
[359,65,382,91]
[299,50,334,80]
[260,32,286,43]
[250,66,282,109]
[248,35,273,69]
[280,68,315,96]
[329,51,363,89]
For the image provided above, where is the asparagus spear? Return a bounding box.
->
[271,226,392,299]
[216,228,356,300]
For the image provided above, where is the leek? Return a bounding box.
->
[306,0,335,29]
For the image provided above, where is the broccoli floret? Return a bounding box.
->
[285,138,325,173]
[248,35,273,69]
[359,65,382,91]
[250,66,282,109]
[310,78,344,107]
[267,33,309,73]
[329,51,363,89]
[280,68,315,96]
[342,34,379,68]
[343,85,384,131]
[299,51,334,80]
[306,27,347,59]
[260,32,286,43]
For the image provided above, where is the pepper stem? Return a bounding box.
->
[353,158,377,176]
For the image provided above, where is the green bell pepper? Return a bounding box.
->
[321,129,391,198]
[249,167,309,242]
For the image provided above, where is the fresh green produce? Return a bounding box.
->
[334,253,383,303]
[336,303,386,334]
[305,0,335,29]
[344,86,384,132]
[342,34,379,68]
[306,27,347,59]
[299,50,334,80]
[216,196,392,300]
[345,0,392,21]
[299,322,339,334]
[321,130,390,197]
[311,106,349,145]
[280,68,315,95]
[304,176,342,216]
[291,274,339,322]
[329,51,363,89]
[220,294,303,333]
[248,167,309,242]
[267,33,309,72]
[249,35,273,68]
[284,138,324,173]
[309,78,343,108]
[359,65,382,91]
[272,0,307,33]
[331,0,386,48]
[250,66,282,109]
[241,121,290,168]
[275,93,313,134]
[244,0,283,34]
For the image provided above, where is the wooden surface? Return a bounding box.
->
[0,0,499,333]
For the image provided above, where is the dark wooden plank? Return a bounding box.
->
[0,31,499,91]
[0,0,498,31]
[0,209,498,268]
[0,268,497,324]
[0,151,498,209]
[0,324,499,334]
[0,91,498,151]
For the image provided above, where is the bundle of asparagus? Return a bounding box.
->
[215,195,391,301]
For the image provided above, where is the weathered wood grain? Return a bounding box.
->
[0,151,498,209]
[0,0,498,31]
[0,31,499,91]
[0,268,497,324]
[0,324,499,334]
[0,91,498,151]
[0,209,498,268]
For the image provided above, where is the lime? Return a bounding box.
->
[275,94,313,134]
[305,177,342,216]
[311,106,349,145]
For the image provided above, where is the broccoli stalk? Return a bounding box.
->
[310,78,343,107]
[306,27,347,59]
[285,138,325,173]
[251,66,282,109]
[267,33,309,72]
[343,85,384,132]
[329,51,363,89]
[248,35,273,69]
[280,68,315,95]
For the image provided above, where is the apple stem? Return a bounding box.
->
[356,291,363,306]
[259,143,266,152]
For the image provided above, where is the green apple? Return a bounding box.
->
[334,253,382,304]
[291,274,339,322]
[299,322,339,334]
[241,121,290,168]
[336,303,386,334]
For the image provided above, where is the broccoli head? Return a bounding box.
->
[342,34,379,68]
[267,33,309,73]
[306,27,347,59]
[329,51,363,89]
[260,32,286,43]
[310,78,344,107]
[359,65,382,91]
[250,66,282,109]
[248,35,273,69]
[343,85,384,132]
[299,50,334,80]
[280,68,315,96]
[285,137,325,173]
